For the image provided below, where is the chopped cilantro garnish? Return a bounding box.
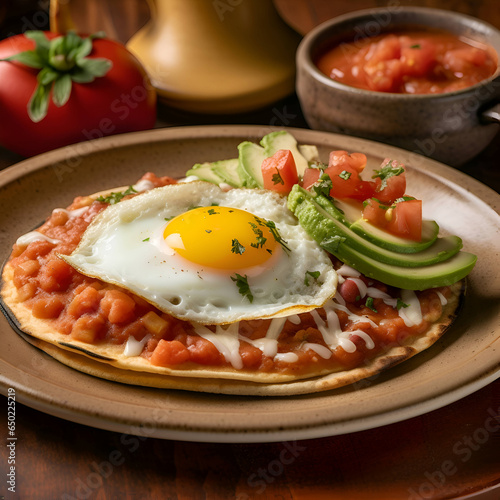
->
[164,216,174,221]
[411,43,421,49]
[272,170,284,185]
[231,239,245,255]
[365,297,378,312]
[394,196,416,204]
[262,220,290,253]
[207,208,219,215]
[231,273,253,303]
[205,229,212,233]
[249,222,267,249]
[372,160,405,190]
[320,235,346,253]
[396,298,409,310]
[142,237,150,242]
[339,170,351,181]
[304,270,321,286]
[312,171,333,198]
[96,185,137,204]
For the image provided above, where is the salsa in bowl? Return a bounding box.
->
[296,7,500,166]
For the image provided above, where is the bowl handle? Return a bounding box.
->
[480,102,500,124]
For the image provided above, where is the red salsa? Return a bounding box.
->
[315,30,498,94]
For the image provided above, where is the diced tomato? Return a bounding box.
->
[100,289,136,324]
[150,339,190,366]
[38,257,74,293]
[443,47,488,74]
[301,167,321,190]
[32,296,65,319]
[324,150,374,199]
[364,58,404,93]
[400,37,436,77]
[326,167,358,198]
[329,150,367,173]
[67,285,102,317]
[362,198,389,228]
[261,149,298,194]
[360,36,403,92]
[187,336,223,365]
[372,159,406,204]
[350,180,377,201]
[70,315,105,343]
[386,199,422,241]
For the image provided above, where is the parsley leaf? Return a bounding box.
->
[262,220,290,253]
[231,239,245,255]
[312,171,333,198]
[320,235,346,253]
[410,43,421,49]
[396,298,409,310]
[207,208,219,215]
[304,270,321,286]
[394,196,416,204]
[272,170,284,185]
[231,273,253,303]
[372,160,405,190]
[365,297,378,312]
[339,170,351,181]
[249,222,267,249]
[96,185,137,204]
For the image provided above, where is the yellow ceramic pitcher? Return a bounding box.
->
[50,0,300,113]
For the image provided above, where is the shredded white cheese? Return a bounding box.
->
[16,231,60,247]
[123,335,151,357]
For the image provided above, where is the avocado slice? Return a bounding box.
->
[260,131,316,176]
[211,158,242,187]
[186,158,245,188]
[185,162,225,185]
[329,244,476,290]
[330,198,440,253]
[350,217,440,253]
[238,131,319,188]
[237,141,267,188]
[288,185,476,289]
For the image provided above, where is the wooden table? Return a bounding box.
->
[1,1,499,499]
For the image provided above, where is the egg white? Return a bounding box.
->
[62,182,338,324]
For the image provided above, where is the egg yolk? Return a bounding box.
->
[163,206,280,269]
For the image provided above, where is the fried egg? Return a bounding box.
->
[63,182,337,324]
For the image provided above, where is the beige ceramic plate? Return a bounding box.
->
[0,126,499,443]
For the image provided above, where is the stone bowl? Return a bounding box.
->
[296,7,500,166]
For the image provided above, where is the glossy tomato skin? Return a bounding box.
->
[261,149,298,194]
[0,32,157,157]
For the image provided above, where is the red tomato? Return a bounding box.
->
[0,32,157,157]
[301,167,321,190]
[373,159,406,204]
[350,180,377,201]
[400,37,436,77]
[443,47,488,73]
[326,150,375,199]
[362,198,389,228]
[361,35,403,92]
[329,150,367,173]
[386,199,422,241]
[261,149,298,194]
